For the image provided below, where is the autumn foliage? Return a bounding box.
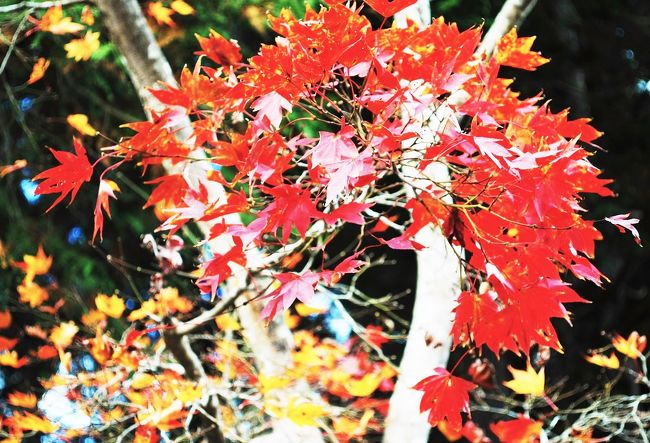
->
[0,0,644,441]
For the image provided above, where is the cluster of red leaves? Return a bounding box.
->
[32,0,640,436]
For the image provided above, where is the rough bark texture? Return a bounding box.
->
[96,0,322,441]
[383,1,538,442]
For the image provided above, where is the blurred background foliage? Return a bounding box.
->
[0,0,648,429]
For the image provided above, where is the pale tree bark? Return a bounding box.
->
[383,1,538,442]
[96,0,323,441]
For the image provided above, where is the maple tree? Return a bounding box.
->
[0,0,647,442]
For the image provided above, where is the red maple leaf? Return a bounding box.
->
[259,185,320,243]
[364,0,417,18]
[413,367,476,432]
[93,179,120,242]
[33,138,93,212]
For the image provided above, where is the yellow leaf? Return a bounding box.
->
[612,331,647,359]
[95,293,126,318]
[27,58,50,85]
[344,372,383,397]
[0,351,29,368]
[585,352,620,369]
[127,299,157,321]
[170,0,194,15]
[286,399,327,427]
[215,313,241,331]
[5,411,58,434]
[147,2,175,26]
[64,31,100,62]
[131,373,157,390]
[8,391,38,409]
[14,245,52,284]
[50,321,79,349]
[67,114,97,136]
[258,374,290,394]
[35,6,85,35]
[503,363,545,397]
[17,281,49,308]
[295,302,327,317]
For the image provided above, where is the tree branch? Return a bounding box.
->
[477,0,539,57]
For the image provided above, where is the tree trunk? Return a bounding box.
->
[384,1,538,441]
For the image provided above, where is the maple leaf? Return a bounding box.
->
[252,91,293,129]
[363,0,418,18]
[13,245,52,284]
[67,113,97,136]
[50,320,79,349]
[81,5,95,25]
[414,367,476,432]
[95,293,126,318]
[17,282,48,309]
[0,350,29,368]
[0,336,18,351]
[0,310,11,329]
[30,6,84,35]
[170,0,194,15]
[495,28,549,71]
[612,331,647,359]
[490,417,543,443]
[5,411,59,434]
[585,352,620,369]
[261,271,321,319]
[503,363,545,396]
[93,179,120,241]
[64,31,100,61]
[195,29,242,66]
[259,185,320,243]
[605,213,641,245]
[7,392,38,409]
[147,1,176,26]
[27,57,50,84]
[33,138,94,212]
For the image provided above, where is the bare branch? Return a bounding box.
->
[0,0,85,14]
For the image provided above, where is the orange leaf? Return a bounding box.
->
[0,159,28,178]
[491,416,543,443]
[27,58,50,85]
[7,392,38,409]
[0,336,18,351]
[31,6,84,35]
[0,310,11,329]
[612,331,647,359]
[81,5,95,25]
[585,352,620,369]
[148,2,176,27]
[5,411,58,434]
[495,28,549,71]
